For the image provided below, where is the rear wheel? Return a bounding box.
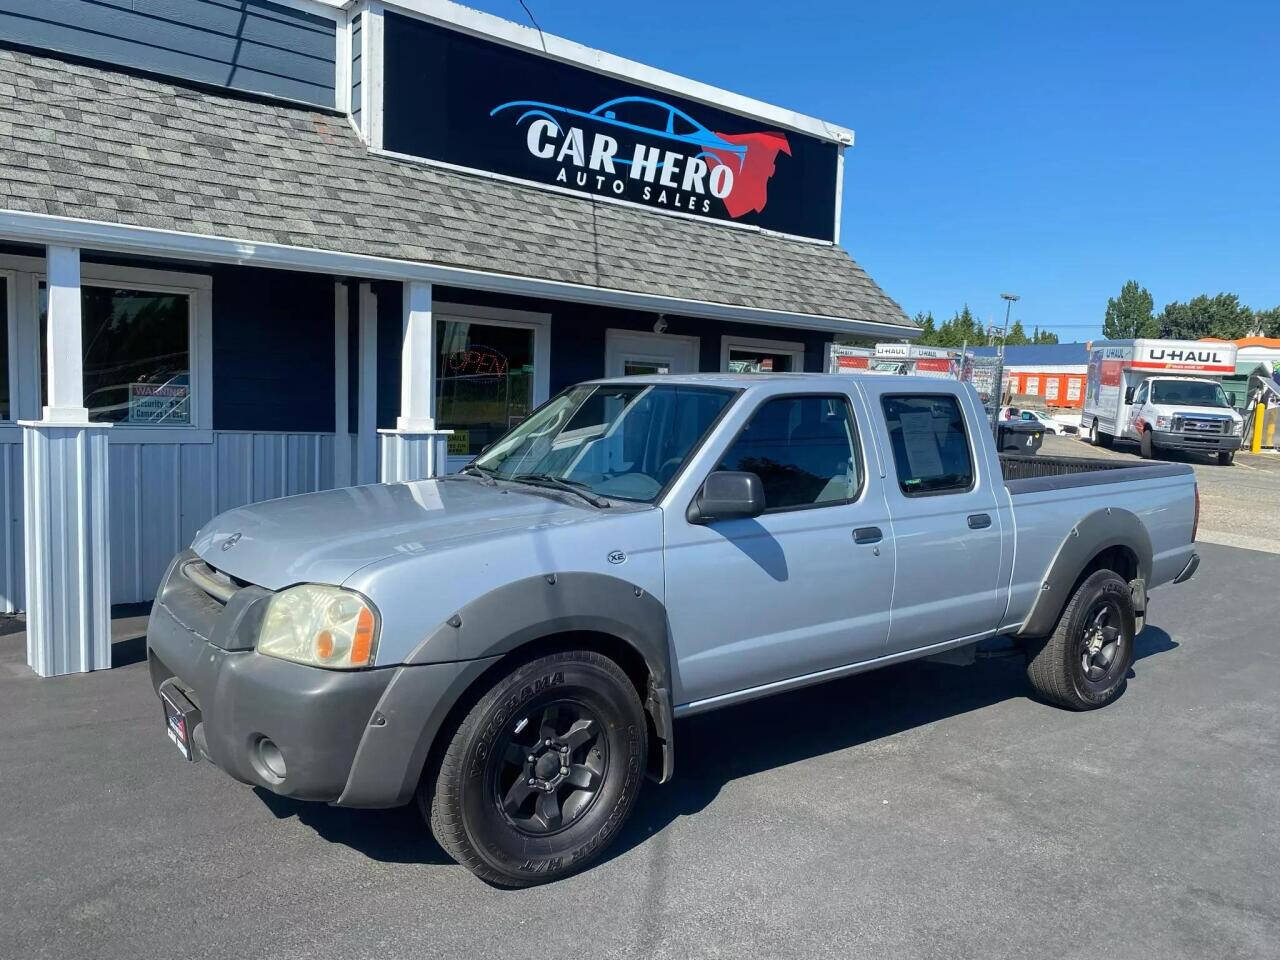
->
[1026,569,1136,710]
[1085,419,1100,445]
[1217,450,1234,466]
[422,650,647,887]
[1139,428,1154,459]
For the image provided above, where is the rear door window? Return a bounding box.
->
[717,395,862,510]
[881,394,974,496]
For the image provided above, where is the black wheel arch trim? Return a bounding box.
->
[1017,508,1153,639]
[336,573,675,808]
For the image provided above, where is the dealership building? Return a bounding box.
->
[0,0,913,674]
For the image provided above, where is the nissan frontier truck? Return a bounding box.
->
[148,374,1201,885]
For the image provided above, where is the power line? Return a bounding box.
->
[516,0,547,52]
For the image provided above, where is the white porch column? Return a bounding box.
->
[379,280,451,482]
[21,246,113,676]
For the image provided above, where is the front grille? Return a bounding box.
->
[181,558,244,605]
[1172,416,1230,435]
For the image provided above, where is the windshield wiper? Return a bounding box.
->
[458,464,498,485]
[512,473,611,508]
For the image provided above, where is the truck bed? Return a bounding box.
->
[999,454,1192,493]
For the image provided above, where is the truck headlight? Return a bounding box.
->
[257,585,379,669]
[1155,415,1172,430]
[1232,420,1244,435]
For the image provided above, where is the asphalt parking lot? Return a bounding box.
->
[2,538,1278,960]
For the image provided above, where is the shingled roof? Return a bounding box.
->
[0,46,909,329]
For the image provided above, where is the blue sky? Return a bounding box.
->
[460,0,1277,340]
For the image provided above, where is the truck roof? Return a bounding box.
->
[589,373,965,390]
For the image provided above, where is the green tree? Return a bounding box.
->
[1254,307,1280,337]
[1157,293,1254,340]
[914,311,938,344]
[1103,281,1157,339]
[1005,320,1030,346]
[1032,326,1059,344]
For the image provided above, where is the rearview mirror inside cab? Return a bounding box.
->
[687,471,766,524]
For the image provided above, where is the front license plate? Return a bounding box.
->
[160,687,195,761]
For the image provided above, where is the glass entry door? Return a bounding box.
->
[605,330,699,379]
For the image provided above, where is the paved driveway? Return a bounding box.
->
[2,542,1277,960]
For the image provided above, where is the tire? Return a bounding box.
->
[1217,450,1234,466]
[1085,419,1100,445]
[422,650,647,887]
[1025,569,1136,710]
[1139,428,1154,459]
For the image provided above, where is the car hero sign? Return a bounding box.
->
[381,13,840,241]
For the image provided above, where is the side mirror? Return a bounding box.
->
[687,471,766,524]
[1125,387,1135,404]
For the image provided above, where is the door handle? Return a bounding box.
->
[967,513,992,530]
[853,526,883,545]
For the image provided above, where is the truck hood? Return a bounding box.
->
[191,479,596,590]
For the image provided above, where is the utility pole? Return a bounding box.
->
[999,292,1020,359]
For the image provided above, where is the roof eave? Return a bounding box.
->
[0,208,915,337]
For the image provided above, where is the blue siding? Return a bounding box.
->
[0,0,337,108]
[212,265,336,433]
[350,11,362,127]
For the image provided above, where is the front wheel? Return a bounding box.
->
[1025,569,1136,710]
[1217,450,1234,466]
[1139,428,1154,459]
[422,650,647,887]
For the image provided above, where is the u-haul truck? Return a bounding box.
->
[1082,339,1243,463]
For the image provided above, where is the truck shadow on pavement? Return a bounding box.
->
[251,626,1176,869]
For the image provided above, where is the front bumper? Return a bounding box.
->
[147,597,394,801]
[147,551,499,807]
[1152,429,1242,453]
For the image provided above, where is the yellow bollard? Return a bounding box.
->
[1252,401,1266,453]
[1267,409,1277,449]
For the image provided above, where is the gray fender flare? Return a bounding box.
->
[336,574,675,808]
[1017,508,1153,638]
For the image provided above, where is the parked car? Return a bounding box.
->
[1001,407,1072,435]
[148,374,1201,886]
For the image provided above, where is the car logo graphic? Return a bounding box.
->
[607,550,626,565]
[221,532,242,551]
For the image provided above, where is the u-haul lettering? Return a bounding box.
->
[1133,344,1235,373]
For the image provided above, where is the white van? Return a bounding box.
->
[1081,339,1244,464]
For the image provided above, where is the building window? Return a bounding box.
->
[0,276,9,421]
[721,335,805,374]
[881,394,974,497]
[717,394,863,510]
[436,318,536,457]
[40,283,192,425]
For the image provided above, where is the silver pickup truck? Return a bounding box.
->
[148,374,1200,886]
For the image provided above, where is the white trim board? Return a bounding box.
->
[382,0,854,145]
[0,210,918,340]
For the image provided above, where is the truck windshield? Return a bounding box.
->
[1150,380,1232,408]
[472,383,735,502]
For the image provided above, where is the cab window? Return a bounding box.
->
[717,395,862,510]
[882,394,975,496]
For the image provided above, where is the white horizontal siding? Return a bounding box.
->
[0,431,350,611]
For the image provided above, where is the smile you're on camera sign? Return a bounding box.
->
[380,12,841,242]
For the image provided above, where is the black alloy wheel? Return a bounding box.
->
[493,701,608,836]
[1026,569,1136,710]
[422,649,647,887]
[1078,597,1125,689]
